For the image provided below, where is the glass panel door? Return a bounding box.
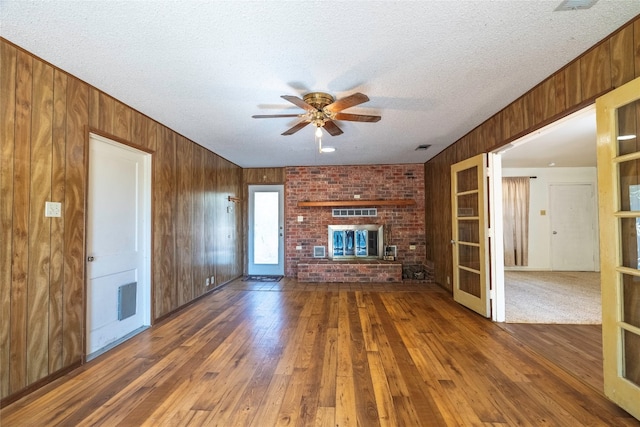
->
[596,76,640,420]
[248,185,284,275]
[451,153,491,317]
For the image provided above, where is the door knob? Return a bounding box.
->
[87,256,95,262]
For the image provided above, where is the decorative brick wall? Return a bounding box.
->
[297,260,402,283]
[285,164,425,278]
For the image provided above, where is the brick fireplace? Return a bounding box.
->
[285,164,426,282]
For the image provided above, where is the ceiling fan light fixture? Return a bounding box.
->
[315,125,323,138]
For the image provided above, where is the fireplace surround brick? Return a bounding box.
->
[286,164,425,279]
[297,259,402,283]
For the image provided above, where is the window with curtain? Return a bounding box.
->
[502,177,530,266]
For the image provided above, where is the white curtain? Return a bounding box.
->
[502,177,530,266]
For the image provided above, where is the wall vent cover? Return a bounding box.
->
[118,282,137,321]
[332,208,377,217]
[313,246,326,258]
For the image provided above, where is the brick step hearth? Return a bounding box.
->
[297,259,402,283]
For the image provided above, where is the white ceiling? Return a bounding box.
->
[2,1,639,168]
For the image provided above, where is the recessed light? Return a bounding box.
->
[617,134,636,141]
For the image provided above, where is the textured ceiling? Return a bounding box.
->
[2,1,639,167]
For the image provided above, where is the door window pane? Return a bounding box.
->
[623,274,640,329]
[457,166,478,193]
[623,330,640,387]
[458,268,481,298]
[617,101,639,156]
[253,192,279,264]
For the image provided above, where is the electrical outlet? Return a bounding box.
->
[206,277,210,286]
[447,276,450,285]
[409,245,416,250]
[296,245,302,250]
[45,201,62,218]
[354,194,361,199]
[210,275,215,285]
[297,216,304,222]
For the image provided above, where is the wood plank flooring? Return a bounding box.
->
[1,279,638,426]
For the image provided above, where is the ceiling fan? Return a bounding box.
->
[252,92,381,136]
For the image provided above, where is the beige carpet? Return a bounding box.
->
[505,271,601,324]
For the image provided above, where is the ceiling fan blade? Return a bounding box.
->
[333,113,381,122]
[281,95,317,113]
[282,121,311,135]
[324,92,369,113]
[323,120,344,136]
[252,114,301,118]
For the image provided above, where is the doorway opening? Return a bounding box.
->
[247,185,284,276]
[493,105,601,324]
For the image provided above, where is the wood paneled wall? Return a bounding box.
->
[0,38,243,401]
[425,18,640,291]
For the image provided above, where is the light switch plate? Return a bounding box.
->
[45,201,62,217]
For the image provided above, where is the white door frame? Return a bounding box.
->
[86,133,152,358]
[247,184,285,275]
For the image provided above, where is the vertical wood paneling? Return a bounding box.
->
[554,72,567,115]
[564,60,582,109]
[204,151,217,292]
[113,100,131,141]
[10,50,33,394]
[636,20,640,78]
[62,75,87,366]
[192,145,206,297]
[2,39,243,401]
[501,97,525,141]
[610,23,635,88]
[49,68,67,373]
[98,92,114,135]
[0,40,17,398]
[581,42,612,99]
[154,126,177,317]
[26,59,53,384]
[176,136,193,306]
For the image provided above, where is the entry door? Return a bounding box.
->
[248,185,284,275]
[549,184,598,271]
[451,153,492,317]
[596,76,640,420]
[87,134,151,356]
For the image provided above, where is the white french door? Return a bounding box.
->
[248,185,284,275]
[596,76,640,420]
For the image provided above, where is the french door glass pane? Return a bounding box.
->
[253,192,279,264]
[458,268,481,298]
[622,273,640,329]
[457,166,478,192]
[623,330,640,387]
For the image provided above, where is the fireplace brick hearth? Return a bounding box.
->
[297,259,402,283]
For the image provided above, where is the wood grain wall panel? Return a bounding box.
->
[610,23,635,88]
[192,144,206,297]
[88,88,99,130]
[215,157,242,286]
[26,59,53,385]
[478,115,502,152]
[553,72,567,115]
[62,75,88,367]
[636,20,640,78]
[1,38,243,401]
[563,60,583,109]
[581,42,612,100]
[0,40,17,398]
[153,126,177,318]
[97,92,114,135]
[242,167,285,184]
[10,49,33,394]
[524,78,556,129]
[176,136,193,306]
[500,97,524,141]
[49,68,67,374]
[203,152,217,292]
[113,100,131,142]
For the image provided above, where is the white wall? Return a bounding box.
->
[502,167,599,270]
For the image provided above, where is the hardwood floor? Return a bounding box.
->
[1,278,638,426]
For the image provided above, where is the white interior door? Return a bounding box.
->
[87,134,151,356]
[596,75,640,420]
[248,185,284,276]
[451,153,494,318]
[549,183,598,271]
